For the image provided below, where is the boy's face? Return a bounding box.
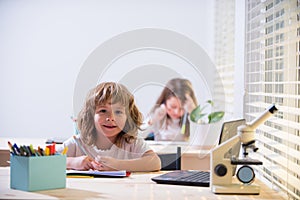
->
[94,102,127,140]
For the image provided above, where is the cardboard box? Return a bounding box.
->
[10,155,66,191]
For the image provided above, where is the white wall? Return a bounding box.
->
[0,0,216,138]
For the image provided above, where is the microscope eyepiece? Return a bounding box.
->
[269,104,278,114]
[248,104,278,130]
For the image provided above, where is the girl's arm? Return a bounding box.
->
[185,94,197,114]
[149,104,167,125]
[139,105,167,139]
[95,150,161,172]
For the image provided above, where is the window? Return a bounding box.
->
[265,60,273,70]
[275,72,283,82]
[266,2,273,11]
[275,33,284,43]
[275,21,284,31]
[265,49,273,58]
[276,46,284,57]
[275,97,283,104]
[245,1,300,199]
[265,72,273,82]
[266,14,273,22]
[265,37,273,46]
[275,58,284,69]
[275,84,283,93]
[275,9,284,18]
[266,26,274,34]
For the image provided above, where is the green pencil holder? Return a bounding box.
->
[10,155,66,191]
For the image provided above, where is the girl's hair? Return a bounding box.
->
[152,78,198,136]
[77,82,143,147]
[155,78,198,107]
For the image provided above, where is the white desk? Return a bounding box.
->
[0,167,286,200]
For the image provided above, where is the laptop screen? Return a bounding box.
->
[218,119,246,175]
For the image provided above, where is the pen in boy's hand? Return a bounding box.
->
[73,135,94,159]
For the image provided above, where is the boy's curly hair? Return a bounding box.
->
[77,82,143,147]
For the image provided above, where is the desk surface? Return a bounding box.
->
[0,167,286,200]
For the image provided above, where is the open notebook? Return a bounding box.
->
[151,119,246,187]
[66,170,131,177]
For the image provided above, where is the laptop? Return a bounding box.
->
[151,119,246,187]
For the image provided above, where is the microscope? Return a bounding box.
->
[210,104,278,194]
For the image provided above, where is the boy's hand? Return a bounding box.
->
[94,156,120,171]
[72,156,96,170]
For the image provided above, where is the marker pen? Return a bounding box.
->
[180,111,188,134]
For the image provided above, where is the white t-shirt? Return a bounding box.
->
[154,118,185,141]
[139,107,186,141]
[58,135,152,159]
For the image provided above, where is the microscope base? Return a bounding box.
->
[211,184,260,194]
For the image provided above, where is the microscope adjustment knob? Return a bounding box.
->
[214,164,227,177]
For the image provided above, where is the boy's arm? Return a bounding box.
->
[67,156,99,170]
[96,150,161,172]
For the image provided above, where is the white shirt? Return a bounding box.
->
[154,118,185,141]
[58,135,152,159]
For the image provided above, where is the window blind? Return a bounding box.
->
[244,0,300,199]
[213,0,236,119]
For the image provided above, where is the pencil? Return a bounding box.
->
[73,135,94,158]
[67,175,94,178]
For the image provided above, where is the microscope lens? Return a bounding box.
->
[237,165,255,184]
